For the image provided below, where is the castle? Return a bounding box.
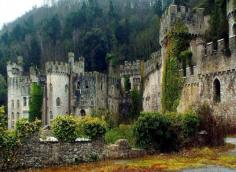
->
[7,53,121,128]
[7,0,236,128]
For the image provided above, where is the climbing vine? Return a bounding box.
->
[29,83,43,122]
[161,20,191,112]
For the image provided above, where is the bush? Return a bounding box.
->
[196,103,227,146]
[0,106,7,131]
[105,124,134,147]
[16,118,41,140]
[0,130,19,167]
[52,115,77,143]
[78,116,107,139]
[133,112,181,152]
[181,112,200,139]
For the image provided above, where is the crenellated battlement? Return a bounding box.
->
[160,4,207,44]
[120,60,142,77]
[45,61,70,75]
[200,35,236,57]
[144,51,161,77]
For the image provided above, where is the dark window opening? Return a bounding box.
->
[213,79,221,103]
[23,97,27,106]
[190,65,194,75]
[80,109,86,116]
[183,67,187,77]
[233,24,236,36]
[77,81,80,89]
[56,97,61,106]
[85,80,89,89]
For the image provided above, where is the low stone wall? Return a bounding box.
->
[0,137,147,170]
[17,140,104,168]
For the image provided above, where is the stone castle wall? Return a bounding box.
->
[0,137,146,170]
[142,52,162,112]
[159,4,208,43]
[7,60,30,129]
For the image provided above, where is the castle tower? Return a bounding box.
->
[7,57,30,129]
[45,61,70,125]
[227,0,236,37]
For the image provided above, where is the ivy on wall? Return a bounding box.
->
[29,83,43,122]
[161,20,191,112]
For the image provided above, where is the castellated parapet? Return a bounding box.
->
[144,51,161,78]
[160,4,208,44]
[120,60,142,77]
[45,61,70,75]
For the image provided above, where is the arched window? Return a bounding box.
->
[56,97,61,106]
[11,112,14,120]
[49,83,53,92]
[213,79,221,103]
[65,84,68,92]
[17,112,20,119]
[80,109,86,116]
[23,97,27,106]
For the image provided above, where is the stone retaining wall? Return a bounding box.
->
[0,137,146,170]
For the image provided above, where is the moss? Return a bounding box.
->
[161,20,191,112]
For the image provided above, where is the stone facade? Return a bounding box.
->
[7,1,236,128]
[7,53,121,128]
[143,52,162,112]
[7,57,30,129]
[120,60,143,92]
[142,0,236,124]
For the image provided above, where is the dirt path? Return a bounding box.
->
[183,138,236,172]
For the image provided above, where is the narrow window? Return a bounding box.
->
[11,112,14,120]
[56,97,61,106]
[23,97,27,106]
[17,112,20,120]
[11,100,14,108]
[49,83,53,92]
[85,80,89,89]
[77,81,80,89]
[65,84,68,93]
[213,79,221,103]
[17,100,20,108]
[50,111,53,120]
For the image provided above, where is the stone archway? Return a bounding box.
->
[80,109,86,116]
[213,78,221,103]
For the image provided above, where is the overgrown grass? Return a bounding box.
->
[105,124,135,147]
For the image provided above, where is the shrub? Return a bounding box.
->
[52,115,77,143]
[16,118,41,140]
[105,124,134,147]
[0,130,19,167]
[0,106,7,131]
[181,112,200,139]
[133,112,181,152]
[78,116,107,139]
[196,103,227,146]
